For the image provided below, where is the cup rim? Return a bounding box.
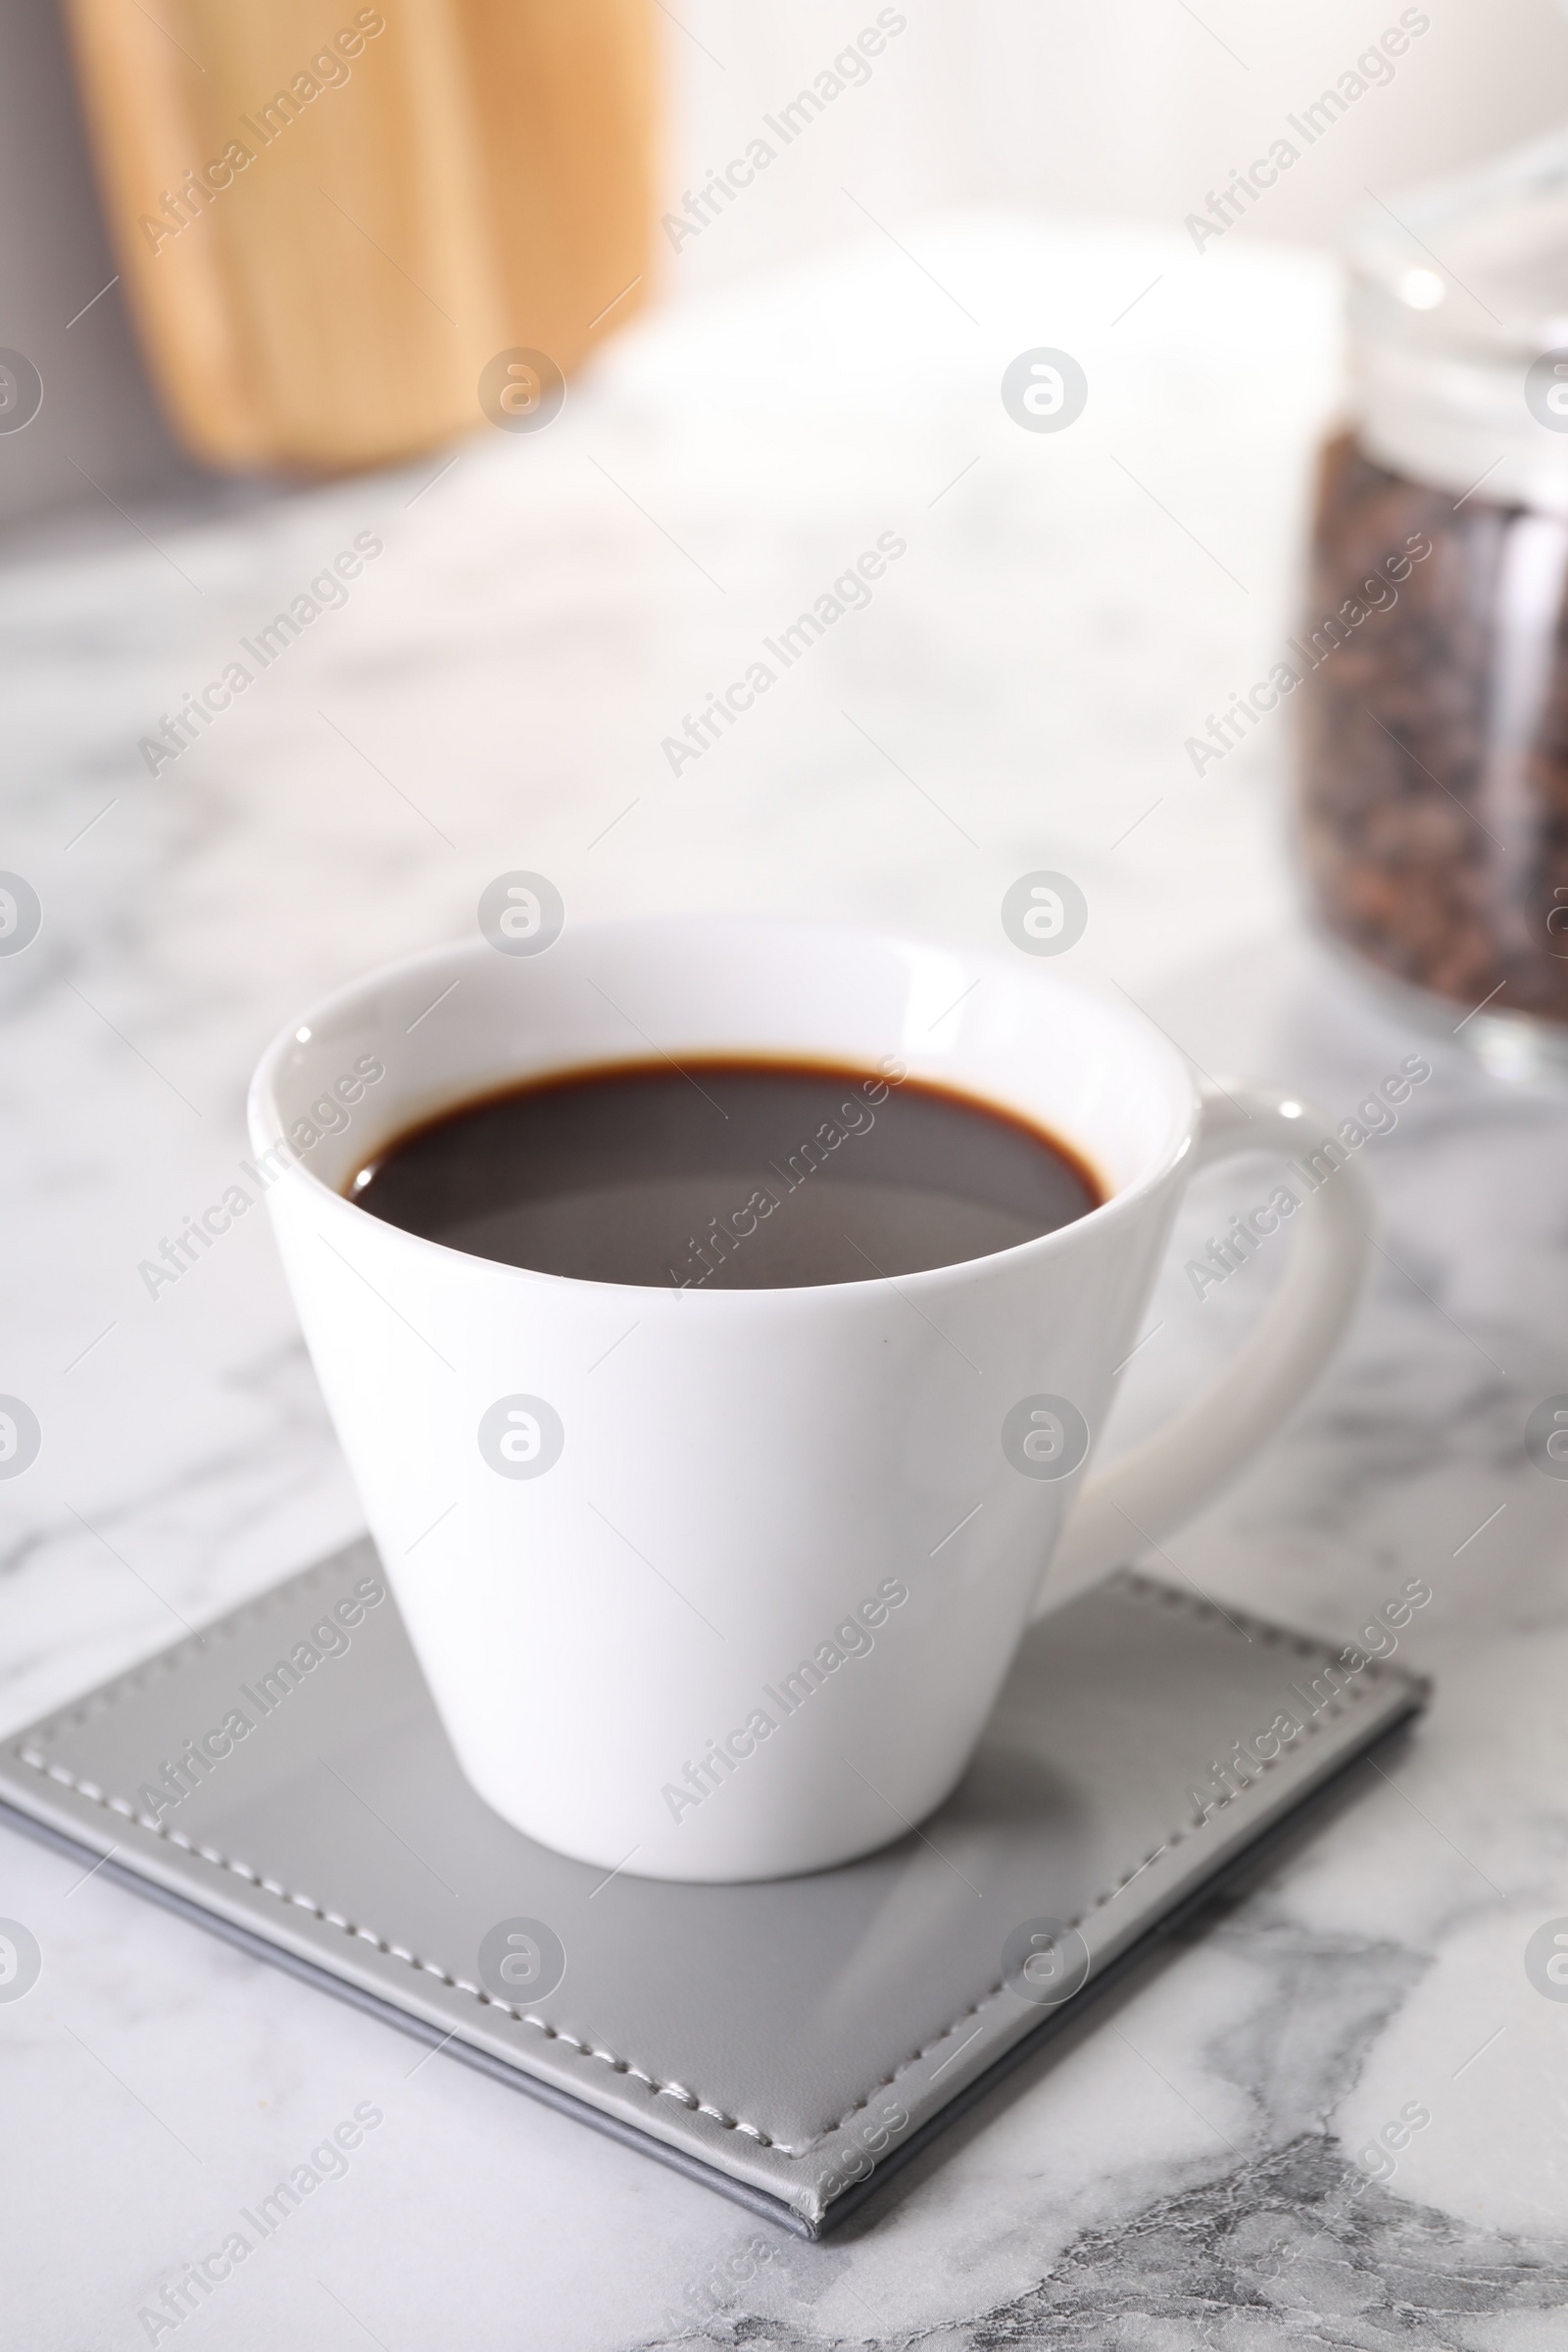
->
[248,912,1200,1302]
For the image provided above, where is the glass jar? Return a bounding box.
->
[1296,129,1568,1078]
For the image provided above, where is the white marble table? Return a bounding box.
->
[3,216,1566,2347]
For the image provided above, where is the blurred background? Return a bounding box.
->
[7,0,1568,530]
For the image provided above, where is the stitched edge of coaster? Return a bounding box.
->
[812,1567,1391,2145]
[7,1563,1394,2166]
[14,1740,797,2151]
[17,1549,368,1751]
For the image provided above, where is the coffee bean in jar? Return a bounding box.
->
[1295,137,1568,1072]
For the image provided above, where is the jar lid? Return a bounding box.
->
[1350,124,1568,514]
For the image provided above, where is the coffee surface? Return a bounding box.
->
[350,1058,1101,1288]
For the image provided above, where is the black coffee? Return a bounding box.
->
[349,1058,1101,1289]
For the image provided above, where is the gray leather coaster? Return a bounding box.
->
[0,1544,1424,2236]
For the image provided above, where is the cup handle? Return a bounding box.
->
[1036,1081,1373,1615]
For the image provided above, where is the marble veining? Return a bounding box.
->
[2,218,1567,2346]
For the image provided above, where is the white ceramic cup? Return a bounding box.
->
[250,914,1371,1883]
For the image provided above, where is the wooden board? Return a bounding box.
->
[63,0,658,471]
